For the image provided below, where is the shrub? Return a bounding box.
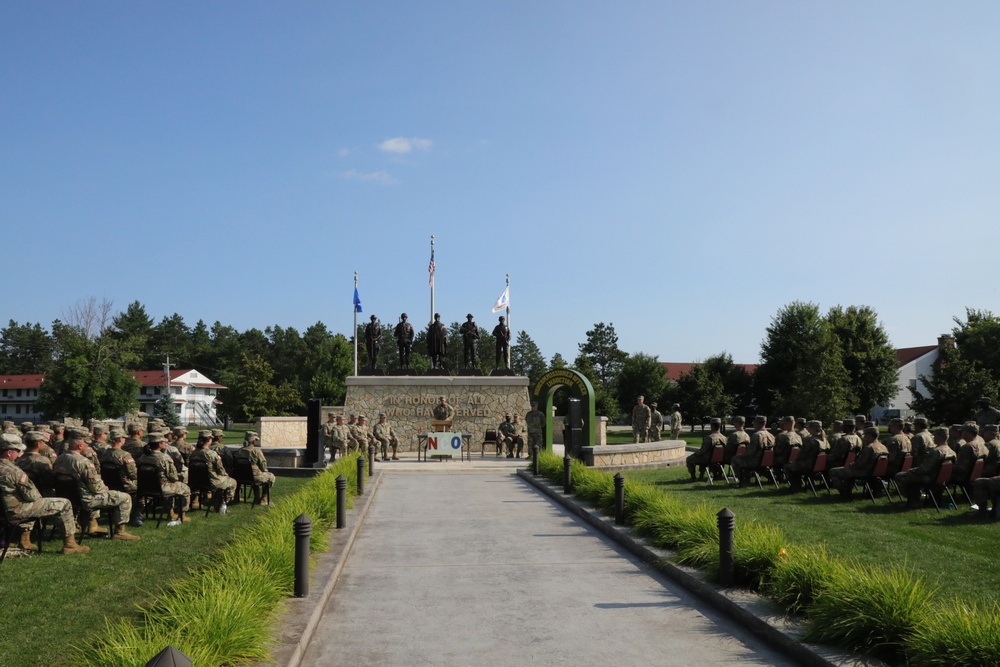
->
[766,543,838,613]
[907,600,1000,667]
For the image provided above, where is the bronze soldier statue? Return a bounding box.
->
[365,314,382,369]
[492,315,511,369]
[394,313,415,368]
[459,313,479,368]
[427,313,448,369]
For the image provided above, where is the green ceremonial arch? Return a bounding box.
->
[532,369,597,452]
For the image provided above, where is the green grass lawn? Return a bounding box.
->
[0,476,311,667]
[625,464,999,606]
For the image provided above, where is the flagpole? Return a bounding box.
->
[353,271,358,376]
[429,235,435,326]
[505,273,510,332]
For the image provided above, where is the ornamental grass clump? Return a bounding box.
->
[805,560,936,661]
[730,520,785,588]
[765,543,838,613]
[907,599,1000,667]
[76,456,360,666]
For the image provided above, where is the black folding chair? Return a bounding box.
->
[137,465,181,528]
[187,461,219,516]
[481,429,500,458]
[53,474,112,540]
[233,459,271,508]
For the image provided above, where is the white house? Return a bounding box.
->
[872,344,940,421]
[0,368,225,426]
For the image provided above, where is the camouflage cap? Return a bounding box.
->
[807,420,822,430]
[23,431,46,444]
[710,417,721,425]
[651,402,657,407]
[211,429,224,438]
[914,417,928,427]
[20,422,34,433]
[731,415,745,424]
[888,417,903,427]
[781,416,794,424]
[48,421,64,430]
[863,426,880,438]
[931,427,949,438]
[795,417,806,426]
[378,413,386,418]
[109,429,126,440]
[854,415,866,421]
[962,422,980,434]
[36,424,52,433]
[0,433,25,451]
[950,424,965,432]
[637,395,644,401]
[92,424,107,435]
[244,431,259,439]
[983,424,998,434]
[753,415,767,424]
[171,426,187,436]
[979,396,992,403]
[147,433,166,444]
[66,427,89,440]
[832,420,843,427]
[128,423,142,435]
[198,430,213,439]
[864,421,876,429]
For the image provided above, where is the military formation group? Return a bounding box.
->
[630,396,683,443]
[1,418,277,558]
[319,397,546,460]
[679,397,1000,514]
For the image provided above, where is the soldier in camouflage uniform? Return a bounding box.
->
[631,396,651,444]
[971,425,1000,517]
[1,434,89,555]
[328,416,350,461]
[101,428,142,526]
[138,433,191,524]
[648,403,663,442]
[373,413,400,461]
[498,414,525,458]
[784,420,830,492]
[731,416,774,487]
[16,432,55,497]
[345,414,361,452]
[525,401,545,455]
[981,423,1000,478]
[123,422,146,461]
[320,413,338,460]
[773,416,802,480]
[827,421,862,469]
[155,428,187,482]
[952,423,988,486]
[687,418,725,481]
[210,428,235,475]
[882,418,912,476]
[234,432,275,496]
[909,417,934,467]
[828,426,888,500]
[50,422,66,455]
[670,404,683,440]
[34,426,57,463]
[895,427,957,509]
[90,424,110,454]
[354,417,374,455]
[947,424,965,452]
[171,426,194,470]
[974,397,1000,429]
[190,430,236,509]
[54,428,140,540]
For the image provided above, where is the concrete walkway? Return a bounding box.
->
[300,469,801,666]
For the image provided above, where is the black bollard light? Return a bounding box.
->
[336,475,347,529]
[531,444,539,476]
[563,454,572,493]
[147,645,192,667]
[356,454,366,494]
[367,444,375,477]
[293,514,312,597]
[717,507,735,587]
[614,473,625,525]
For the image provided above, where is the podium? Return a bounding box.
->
[432,419,453,433]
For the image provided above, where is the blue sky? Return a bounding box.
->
[3,2,999,366]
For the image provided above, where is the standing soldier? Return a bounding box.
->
[138,433,191,525]
[394,313,415,368]
[648,402,663,442]
[631,396,651,444]
[459,314,479,368]
[365,314,382,370]
[731,416,774,487]
[974,397,1000,429]
[687,418,725,481]
[54,428,140,540]
[525,401,545,455]
[373,413,400,461]
[670,404,683,440]
[1,433,89,555]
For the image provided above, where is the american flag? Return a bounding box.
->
[428,246,435,286]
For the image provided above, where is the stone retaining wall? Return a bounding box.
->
[259,416,309,448]
[582,441,686,470]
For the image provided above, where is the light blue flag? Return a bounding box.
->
[353,287,362,313]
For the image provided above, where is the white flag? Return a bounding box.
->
[492,285,510,313]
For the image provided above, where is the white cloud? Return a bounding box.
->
[340,169,397,185]
[337,148,350,157]
[378,136,432,154]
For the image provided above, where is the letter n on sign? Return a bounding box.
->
[427,436,438,451]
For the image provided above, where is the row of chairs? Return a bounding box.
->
[706,444,985,512]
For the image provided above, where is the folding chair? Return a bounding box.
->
[53,474,113,540]
[187,461,219,516]
[888,453,913,500]
[923,460,957,512]
[843,450,857,468]
[481,429,500,458]
[753,448,779,490]
[137,465,181,528]
[706,446,728,485]
[0,516,44,564]
[726,443,746,481]
[233,459,271,508]
[860,456,891,503]
[806,452,830,496]
[952,458,985,506]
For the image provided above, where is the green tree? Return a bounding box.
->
[616,352,667,415]
[577,322,628,387]
[0,320,54,374]
[511,331,546,387]
[218,353,304,422]
[302,322,353,405]
[110,300,155,366]
[675,363,728,428]
[152,391,182,428]
[37,321,140,422]
[755,301,850,424]
[953,308,1000,377]
[826,305,898,414]
[572,355,617,420]
[149,314,191,366]
[549,352,567,369]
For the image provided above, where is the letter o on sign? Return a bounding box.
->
[450,435,462,450]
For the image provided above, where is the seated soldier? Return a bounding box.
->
[828,426,888,500]
[882,418,912,476]
[982,424,1000,478]
[234,432,275,499]
[328,415,350,462]
[724,416,751,465]
[1,433,89,555]
[784,420,830,492]
[772,416,802,481]
[354,417,375,455]
[953,422,988,485]
[189,430,236,512]
[123,422,146,461]
[373,413,400,461]
[909,417,934,467]
[731,416,774,487]
[827,421,862,469]
[210,428,235,475]
[498,414,525,458]
[171,426,194,470]
[687,418,725,481]
[53,427,140,540]
[16,432,54,497]
[100,427,143,526]
[137,433,192,525]
[894,427,957,509]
